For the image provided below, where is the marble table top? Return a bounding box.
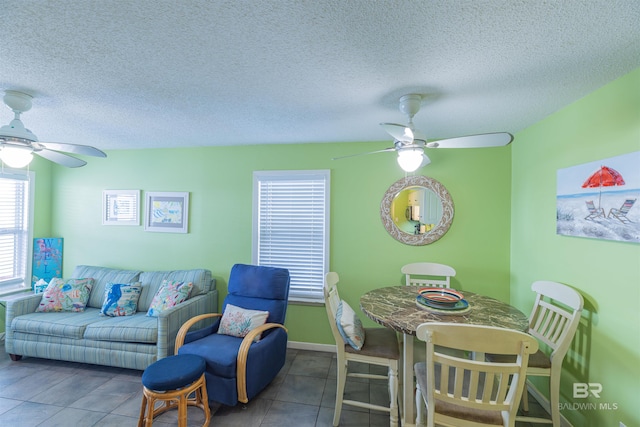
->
[360,286,529,336]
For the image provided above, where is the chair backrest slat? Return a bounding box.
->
[417,323,538,423]
[324,272,345,352]
[529,281,584,363]
[401,262,456,288]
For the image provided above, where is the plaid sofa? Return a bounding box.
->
[5,265,217,370]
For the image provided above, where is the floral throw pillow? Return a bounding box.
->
[218,303,269,342]
[36,278,94,313]
[100,283,142,317]
[146,280,194,317]
[336,300,365,350]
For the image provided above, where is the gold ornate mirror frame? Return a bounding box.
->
[380,175,454,245]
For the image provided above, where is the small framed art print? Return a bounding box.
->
[144,191,189,233]
[102,190,140,226]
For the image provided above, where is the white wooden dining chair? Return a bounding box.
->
[486,280,583,426]
[401,262,456,288]
[414,323,539,427]
[520,281,584,426]
[324,272,400,427]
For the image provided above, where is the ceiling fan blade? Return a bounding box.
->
[35,149,87,168]
[38,142,107,157]
[332,147,396,160]
[427,132,514,149]
[380,123,413,143]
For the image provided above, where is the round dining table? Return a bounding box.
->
[359,286,530,427]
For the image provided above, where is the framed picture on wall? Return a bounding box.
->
[102,190,140,225]
[144,191,190,233]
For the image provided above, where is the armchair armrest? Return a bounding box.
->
[156,290,217,359]
[174,312,223,354]
[237,323,288,403]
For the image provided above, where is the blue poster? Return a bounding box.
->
[32,238,63,289]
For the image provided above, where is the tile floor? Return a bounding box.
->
[0,342,547,426]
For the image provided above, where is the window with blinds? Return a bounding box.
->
[0,170,34,293]
[253,170,330,303]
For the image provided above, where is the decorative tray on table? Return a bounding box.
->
[415,288,471,315]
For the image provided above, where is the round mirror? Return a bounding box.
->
[380,175,454,245]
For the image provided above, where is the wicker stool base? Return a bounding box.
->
[138,373,210,427]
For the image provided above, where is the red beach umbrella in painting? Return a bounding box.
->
[581,165,625,208]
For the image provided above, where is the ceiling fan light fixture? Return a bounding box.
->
[397,148,424,172]
[0,145,34,168]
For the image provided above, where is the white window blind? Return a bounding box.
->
[0,170,33,292]
[253,170,330,303]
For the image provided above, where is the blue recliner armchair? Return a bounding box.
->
[175,264,290,406]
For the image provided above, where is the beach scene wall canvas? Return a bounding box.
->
[557,151,639,243]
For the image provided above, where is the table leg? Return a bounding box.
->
[402,332,415,426]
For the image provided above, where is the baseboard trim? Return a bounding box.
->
[526,382,573,427]
[287,341,335,353]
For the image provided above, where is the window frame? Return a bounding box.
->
[0,169,35,296]
[252,170,330,304]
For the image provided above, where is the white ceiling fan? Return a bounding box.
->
[0,90,107,168]
[334,94,513,172]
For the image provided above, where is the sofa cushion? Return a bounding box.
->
[146,280,193,317]
[11,308,104,339]
[138,269,212,311]
[71,266,142,309]
[10,333,159,354]
[100,283,143,317]
[35,278,94,313]
[83,312,159,343]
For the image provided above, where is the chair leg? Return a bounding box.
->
[334,359,347,426]
[197,376,212,427]
[415,383,425,427]
[178,395,187,427]
[550,374,561,427]
[522,380,530,412]
[138,393,148,427]
[145,395,155,427]
[388,364,399,427]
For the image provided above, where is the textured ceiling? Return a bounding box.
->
[1,0,639,151]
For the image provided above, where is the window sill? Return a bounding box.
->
[289,298,325,307]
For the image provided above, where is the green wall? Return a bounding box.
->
[48,137,512,345]
[510,68,640,427]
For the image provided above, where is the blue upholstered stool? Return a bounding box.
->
[138,354,211,427]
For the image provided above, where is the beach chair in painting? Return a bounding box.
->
[607,199,636,224]
[584,200,605,220]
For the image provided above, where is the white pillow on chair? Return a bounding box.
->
[218,303,269,342]
[336,300,365,350]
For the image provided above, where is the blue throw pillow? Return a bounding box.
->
[335,300,365,350]
[100,283,142,316]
